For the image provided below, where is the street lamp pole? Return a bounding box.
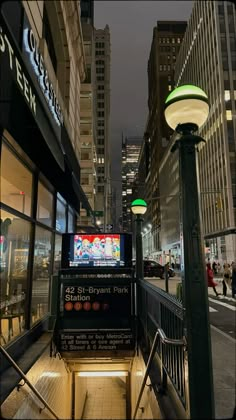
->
[165,85,215,419]
[135,214,144,281]
[131,199,147,281]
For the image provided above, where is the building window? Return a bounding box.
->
[56,193,66,233]
[53,234,62,272]
[224,90,230,101]
[97,76,104,81]
[31,226,52,324]
[84,66,91,83]
[226,110,232,120]
[81,151,90,160]
[68,206,74,233]
[96,42,105,48]
[81,174,89,184]
[1,144,32,216]
[98,93,104,99]
[37,182,53,227]
[0,209,31,343]
[43,5,57,73]
[98,102,104,108]
[97,186,104,193]
[98,111,104,117]
[96,67,104,74]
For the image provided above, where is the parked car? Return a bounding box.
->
[132,259,175,279]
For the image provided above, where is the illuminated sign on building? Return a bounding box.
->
[23,28,63,126]
[0,26,37,116]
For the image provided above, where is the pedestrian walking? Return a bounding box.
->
[206,262,219,297]
[222,263,232,297]
[212,261,217,275]
[231,262,236,299]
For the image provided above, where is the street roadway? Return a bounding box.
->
[145,274,236,339]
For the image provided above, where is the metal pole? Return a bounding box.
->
[135,214,144,281]
[174,133,215,419]
[164,264,169,293]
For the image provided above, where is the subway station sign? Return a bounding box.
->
[58,275,135,354]
[62,283,131,322]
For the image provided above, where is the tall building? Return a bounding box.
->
[145,21,187,255]
[80,0,94,25]
[79,1,97,227]
[121,135,143,232]
[94,25,111,230]
[174,0,236,262]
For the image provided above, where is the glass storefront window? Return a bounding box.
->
[53,234,62,272]
[31,226,52,325]
[56,193,66,233]
[1,143,32,216]
[68,206,74,233]
[37,182,53,227]
[0,209,31,345]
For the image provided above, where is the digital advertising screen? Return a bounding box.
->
[61,233,132,268]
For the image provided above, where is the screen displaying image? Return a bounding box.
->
[73,234,120,266]
[61,233,132,268]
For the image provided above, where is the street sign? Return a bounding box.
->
[106,224,113,230]
[93,211,104,217]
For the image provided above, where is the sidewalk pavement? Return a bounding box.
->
[211,325,236,419]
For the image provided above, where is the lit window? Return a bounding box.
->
[168,85,172,91]
[224,90,230,101]
[226,110,232,120]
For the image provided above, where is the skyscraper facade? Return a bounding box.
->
[175,0,236,262]
[121,135,143,232]
[145,21,187,255]
[79,1,97,227]
[94,25,111,230]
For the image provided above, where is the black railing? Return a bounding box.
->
[137,280,188,414]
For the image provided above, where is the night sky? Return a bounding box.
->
[94,1,193,206]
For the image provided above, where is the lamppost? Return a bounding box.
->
[131,199,147,281]
[164,84,214,418]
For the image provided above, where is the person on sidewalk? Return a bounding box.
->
[206,262,219,297]
[222,263,232,297]
[231,262,236,299]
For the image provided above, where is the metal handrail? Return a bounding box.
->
[158,327,187,347]
[132,328,186,419]
[0,345,59,419]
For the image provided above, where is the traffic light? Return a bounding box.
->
[215,196,223,212]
